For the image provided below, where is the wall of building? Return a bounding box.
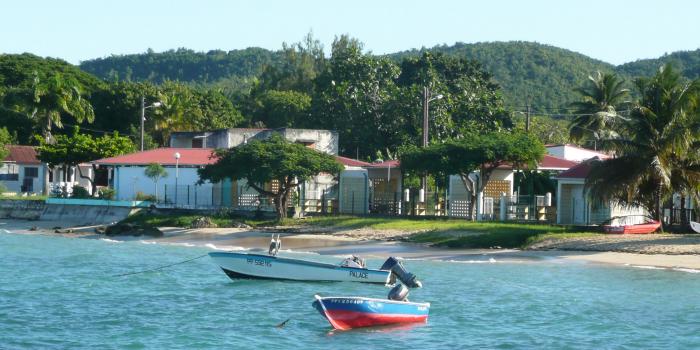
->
[0,163,45,194]
[547,145,604,162]
[114,166,212,205]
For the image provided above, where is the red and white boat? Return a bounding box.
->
[603,215,661,234]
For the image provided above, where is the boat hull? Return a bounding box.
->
[313,295,429,330]
[603,221,661,234]
[208,252,391,284]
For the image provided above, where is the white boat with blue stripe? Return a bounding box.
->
[208,235,422,286]
[209,251,393,284]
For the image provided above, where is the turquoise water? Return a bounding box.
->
[2,233,700,349]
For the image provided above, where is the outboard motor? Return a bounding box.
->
[268,234,281,256]
[380,257,422,288]
[387,284,409,301]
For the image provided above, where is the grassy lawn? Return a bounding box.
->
[0,195,48,201]
[118,212,606,249]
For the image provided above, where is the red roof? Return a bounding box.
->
[335,156,371,167]
[556,159,599,179]
[4,145,41,164]
[93,148,218,166]
[367,159,401,168]
[538,154,578,170]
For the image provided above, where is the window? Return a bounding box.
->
[24,167,39,178]
[192,138,204,148]
[0,163,19,181]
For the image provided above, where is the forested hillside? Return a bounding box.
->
[79,41,700,112]
[390,41,616,112]
[617,48,700,80]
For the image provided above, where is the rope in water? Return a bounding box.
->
[111,253,210,277]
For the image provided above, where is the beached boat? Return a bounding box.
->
[313,291,430,330]
[690,221,700,233]
[209,235,422,286]
[603,216,661,234]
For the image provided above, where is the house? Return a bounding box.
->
[448,154,579,220]
[545,144,609,162]
[92,148,222,206]
[555,158,647,225]
[0,145,46,195]
[170,128,339,155]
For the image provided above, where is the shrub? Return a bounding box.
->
[71,185,91,199]
[135,191,157,202]
[98,188,116,200]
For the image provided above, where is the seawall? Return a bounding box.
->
[0,199,139,225]
[0,199,46,220]
[40,204,138,225]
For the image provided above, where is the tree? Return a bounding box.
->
[311,35,402,159]
[586,64,700,221]
[37,128,135,194]
[198,135,344,219]
[0,127,15,161]
[144,163,168,200]
[400,131,545,219]
[252,90,311,128]
[569,71,629,145]
[6,72,95,142]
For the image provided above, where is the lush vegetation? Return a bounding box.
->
[400,131,545,218]
[79,41,700,115]
[581,65,700,221]
[198,135,344,218]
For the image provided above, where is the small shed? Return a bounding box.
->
[555,159,647,225]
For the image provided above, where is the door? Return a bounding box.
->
[571,186,585,224]
[22,177,33,193]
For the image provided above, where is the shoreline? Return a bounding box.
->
[2,218,700,272]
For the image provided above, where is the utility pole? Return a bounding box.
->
[140,96,145,151]
[525,101,531,133]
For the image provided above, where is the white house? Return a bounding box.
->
[92,148,222,206]
[546,144,609,162]
[555,158,647,225]
[0,145,46,195]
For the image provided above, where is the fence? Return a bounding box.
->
[125,184,556,222]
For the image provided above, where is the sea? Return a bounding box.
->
[1,232,700,349]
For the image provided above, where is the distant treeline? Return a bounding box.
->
[79,40,700,113]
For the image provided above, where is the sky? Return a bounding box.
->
[2,0,699,65]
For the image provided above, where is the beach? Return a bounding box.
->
[3,218,700,271]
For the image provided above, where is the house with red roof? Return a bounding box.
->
[555,157,647,225]
[0,145,46,195]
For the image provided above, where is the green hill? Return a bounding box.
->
[77,42,700,113]
[617,48,700,80]
[389,41,616,112]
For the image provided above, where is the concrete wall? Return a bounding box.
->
[0,199,46,219]
[114,165,211,204]
[170,128,340,155]
[40,204,136,225]
[546,145,605,162]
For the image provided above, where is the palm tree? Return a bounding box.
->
[4,72,95,140]
[569,71,629,147]
[3,72,95,194]
[586,64,700,221]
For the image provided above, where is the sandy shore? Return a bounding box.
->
[2,219,700,271]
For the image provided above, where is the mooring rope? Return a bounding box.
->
[111,253,209,278]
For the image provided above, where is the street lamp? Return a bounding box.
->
[174,152,181,206]
[141,96,162,151]
[421,87,444,202]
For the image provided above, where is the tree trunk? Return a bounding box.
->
[274,193,287,219]
[76,165,96,195]
[42,114,51,196]
[680,193,687,226]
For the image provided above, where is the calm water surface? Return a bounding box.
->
[1,232,699,349]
